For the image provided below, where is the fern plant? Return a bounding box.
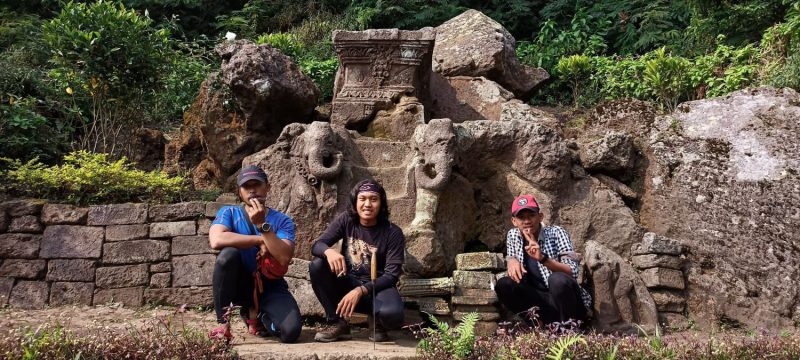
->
[418,312,480,360]
[545,334,587,360]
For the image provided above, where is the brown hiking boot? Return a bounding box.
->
[368,315,389,342]
[314,318,351,342]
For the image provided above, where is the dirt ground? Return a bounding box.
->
[0,305,419,359]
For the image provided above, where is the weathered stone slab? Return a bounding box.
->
[150,262,172,273]
[0,210,8,232]
[641,268,685,290]
[150,221,196,238]
[454,287,498,303]
[41,204,89,225]
[0,277,13,307]
[47,259,96,282]
[102,240,169,264]
[398,277,454,297]
[105,224,149,241]
[9,215,43,233]
[473,321,498,336]
[172,254,215,287]
[455,252,505,271]
[144,287,212,307]
[96,264,149,288]
[197,218,212,235]
[2,200,43,216]
[414,297,451,316]
[9,281,48,309]
[93,287,144,307]
[150,273,171,288]
[452,270,495,290]
[632,254,683,270]
[632,232,684,256]
[659,312,690,331]
[148,202,206,222]
[41,225,103,258]
[0,259,46,279]
[286,258,310,280]
[453,310,499,321]
[88,203,147,225]
[451,304,497,314]
[171,236,214,255]
[286,277,325,317]
[651,290,687,313]
[206,202,227,218]
[0,233,40,259]
[50,282,94,306]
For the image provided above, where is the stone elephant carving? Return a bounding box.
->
[282,121,344,187]
[413,118,456,191]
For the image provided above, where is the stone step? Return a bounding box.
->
[352,138,414,168]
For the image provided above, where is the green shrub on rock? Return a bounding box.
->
[1,150,187,205]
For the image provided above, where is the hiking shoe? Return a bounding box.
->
[368,315,390,342]
[314,319,351,342]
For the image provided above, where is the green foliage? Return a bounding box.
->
[0,98,66,163]
[518,10,609,71]
[545,334,588,360]
[556,54,592,107]
[1,150,188,205]
[642,48,691,111]
[299,57,339,102]
[257,32,304,58]
[418,312,479,360]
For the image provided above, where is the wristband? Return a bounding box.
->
[538,253,549,264]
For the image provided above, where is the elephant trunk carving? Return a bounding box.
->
[308,147,343,180]
[415,159,452,191]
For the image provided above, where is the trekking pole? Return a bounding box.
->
[370,248,378,351]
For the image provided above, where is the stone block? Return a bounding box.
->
[453,287,498,305]
[286,258,310,280]
[455,252,505,271]
[41,204,89,225]
[0,210,8,232]
[46,259,96,281]
[144,287,213,307]
[659,312,690,331]
[632,232,684,256]
[150,262,172,273]
[452,270,495,290]
[50,282,94,306]
[473,321,498,336]
[414,297,451,316]
[41,225,103,259]
[102,240,169,264]
[2,200,43,216]
[452,304,497,314]
[286,277,325,317]
[206,202,228,218]
[0,259,46,279]
[88,203,147,225]
[105,224,149,241]
[453,310,499,321]
[398,277,454,297]
[0,277,13,307]
[641,268,685,290]
[96,264,149,288]
[650,290,687,313]
[197,218,212,235]
[0,233,41,259]
[150,273,171,288]
[150,221,196,238]
[148,202,206,222]
[171,236,214,255]
[632,254,683,270]
[93,287,144,307]
[9,215,43,233]
[9,280,48,309]
[172,254,215,287]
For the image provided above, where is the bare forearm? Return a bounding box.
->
[262,231,294,266]
[544,259,572,276]
[209,230,260,250]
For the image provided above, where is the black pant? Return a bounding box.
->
[495,254,587,325]
[213,247,302,343]
[309,257,404,329]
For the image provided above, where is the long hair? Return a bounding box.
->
[348,179,390,224]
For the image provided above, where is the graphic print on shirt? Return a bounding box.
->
[346,236,376,273]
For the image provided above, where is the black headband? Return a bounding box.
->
[357,182,380,195]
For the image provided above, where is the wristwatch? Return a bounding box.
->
[538,253,549,264]
[260,222,272,233]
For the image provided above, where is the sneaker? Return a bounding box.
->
[314,318,351,342]
[367,315,389,342]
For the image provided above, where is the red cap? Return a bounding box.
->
[511,194,540,216]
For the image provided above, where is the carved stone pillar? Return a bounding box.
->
[331,28,435,130]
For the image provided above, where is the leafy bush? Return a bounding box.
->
[556,54,593,107]
[643,48,692,111]
[1,150,188,205]
[517,10,609,72]
[0,98,66,164]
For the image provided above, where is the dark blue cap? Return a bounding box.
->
[236,165,268,186]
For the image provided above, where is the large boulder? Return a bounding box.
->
[430,75,514,122]
[640,87,800,330]
[584,240,659,334]
[433,10,548,99]
[165,40,319,189]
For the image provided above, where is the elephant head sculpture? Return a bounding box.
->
[304,121,344,184]
[413,118,456,191]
